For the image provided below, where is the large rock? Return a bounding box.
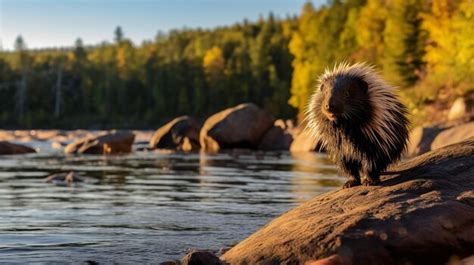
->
[0,141,36,155]
[405,125,445,158]
[258,119,295,151]
[200,103,274,152]
[65,131,135,154]
[431,121,474,151]
[150,116,201,152]
[221,138,474,265]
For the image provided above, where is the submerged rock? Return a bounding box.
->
[200,103,274,152]
[45,171,97,185]
[0,141,36,155]
[150,116,201,152]
[158,261,179,265]
[45,171,98,186]
[221,138,474,265]
[181,250,222,265]
[65,131,135,155]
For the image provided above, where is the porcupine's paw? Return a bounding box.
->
[362,176,381,186]
[343,179,361,188]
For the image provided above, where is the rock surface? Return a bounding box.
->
[431,121,474,151]
[65,131,135,154]
[258,119,295,151]
[200,103,274,152]
[221,138,474,265]
[0,141,36,155]
[150,116,201,152]
[405,125,445,158]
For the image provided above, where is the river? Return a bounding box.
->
[0,137,342,263]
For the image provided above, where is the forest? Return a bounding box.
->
[0,0,473,128]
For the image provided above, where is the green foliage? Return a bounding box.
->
[0,0,472,128]
[0,16,297,128]
[382,0,425,87]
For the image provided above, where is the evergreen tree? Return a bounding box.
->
[114,26,124,44]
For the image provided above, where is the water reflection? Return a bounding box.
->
[290,152,343,202]
[0,143,342,263]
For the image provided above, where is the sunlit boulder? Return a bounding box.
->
[150,116,201,152]
[200,103,274,152]
[65,131,135,155]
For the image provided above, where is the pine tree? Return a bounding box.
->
[114,26,124,44]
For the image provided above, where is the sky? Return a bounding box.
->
[0,0,311,50]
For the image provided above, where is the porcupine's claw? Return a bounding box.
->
[343,179,361,188]
[362,176,381,186]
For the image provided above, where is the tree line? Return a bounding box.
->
[0,14,296,128]
[0,0,472,128]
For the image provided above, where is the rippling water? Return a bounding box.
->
[0,139,342,263]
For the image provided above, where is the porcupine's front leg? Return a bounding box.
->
[362,171,381,186]
[342,160,361,188]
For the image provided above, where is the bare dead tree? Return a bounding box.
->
[54,65,63,118]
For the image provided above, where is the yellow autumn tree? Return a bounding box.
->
[288,2,320,115]
[422,0,474,95]
[203,46,225,87]
[288,1,356,117]
[116,41,135,80]
[354,0,388,65]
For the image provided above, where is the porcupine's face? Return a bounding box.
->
[320,75,369,124]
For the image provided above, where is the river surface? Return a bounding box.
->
[0,138,343,264]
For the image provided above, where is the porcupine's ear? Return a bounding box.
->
[319,83,325,91]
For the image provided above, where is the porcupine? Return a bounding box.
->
[306,62,409,188]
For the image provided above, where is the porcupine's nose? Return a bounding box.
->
[326,102,336,112]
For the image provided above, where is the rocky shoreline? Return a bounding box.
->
[1,102,474,264]
[1,102,473,156]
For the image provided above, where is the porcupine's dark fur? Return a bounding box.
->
[306,62,409,188]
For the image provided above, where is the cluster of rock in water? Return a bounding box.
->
[1,100,474,264]
[2,99,474,157]
[1,103,313,156]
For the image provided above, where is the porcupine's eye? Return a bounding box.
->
[344,90,350,98]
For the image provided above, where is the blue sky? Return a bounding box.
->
[0,0,312,50]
